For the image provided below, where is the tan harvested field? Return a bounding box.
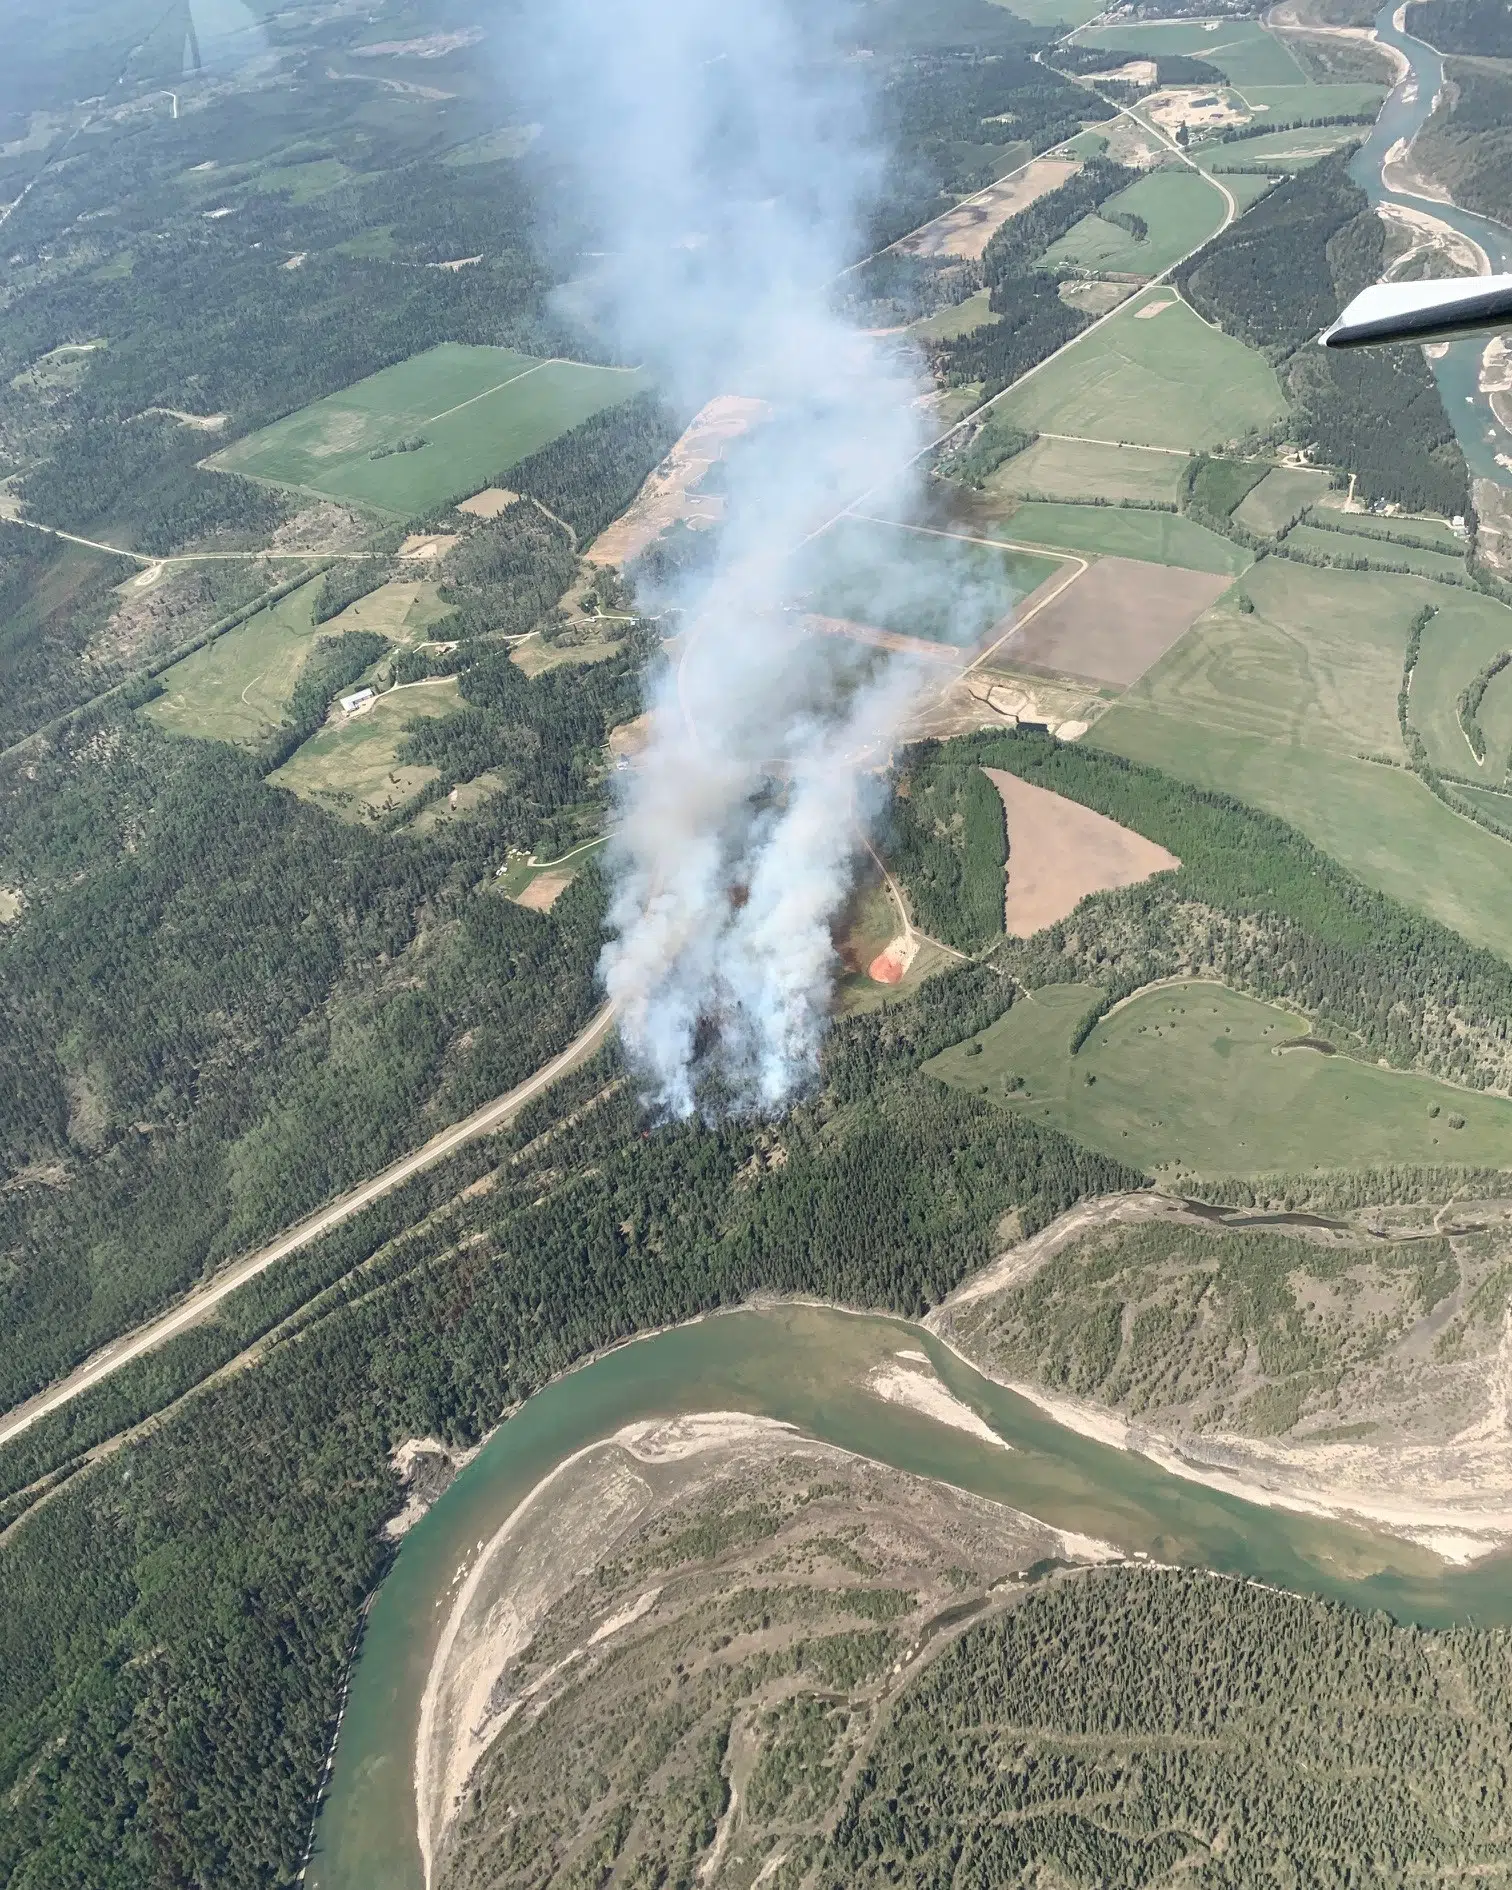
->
[805,612,962,665]
[897,157,1082,262]
[997,555,1230,687]
[513,870,573,911]
[456,486,517,518]
[984,767,1179,934]
[587,394,767,568]
[398,532,457,562]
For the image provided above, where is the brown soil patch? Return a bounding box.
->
[1086,59,1157,85]
[896,157,1082,263]
[608,711,653,761]
[588,395,768,568]
[1144,87,1248,134]
[398,532,458,562]
[514,870,573,911]
[457,487,519,519]
[867,933,919,984]
[996,556,1228,689]
[805,613,962,666]
[984,767,1179,936]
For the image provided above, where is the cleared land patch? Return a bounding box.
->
[985,766,1179,934]
[143,577,327,747]
[268,677,462,820]
[984,435,1185,505]
[1239,82,1387,122]
[909,288,994,340]
[992,554,1231,687]
[1208,122,1365,168]
[925,979,1512,1178]
[1233,465,1330,535]
[587,394,766,568]
[990,499,1250,575]
[991,290,1286,451]
[207,343,649,517]
[1039,168,1227,278]
[899,157,1082,262]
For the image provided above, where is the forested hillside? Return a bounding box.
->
[1175,152,1469,513]
[1410,56,1512,218]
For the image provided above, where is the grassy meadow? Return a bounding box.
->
[986,434,1186,504]
[925,980,1512,1178]
[1075,18,1309,86]
[1408,590,1512,776]
[143,578,327,747]
[1232,466,1330,535]
[989,499,1250,575]
[991,290,1286,451]
[209,343,648,516]
[1040,168,1228,278]
[268,678,463,819]
[1282,522,1468,581]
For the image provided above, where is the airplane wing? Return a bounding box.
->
[1321,274,1512,349]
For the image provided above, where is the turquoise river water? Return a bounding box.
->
[306,27,1512,1888]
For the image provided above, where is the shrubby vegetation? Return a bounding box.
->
[313,558,393,625]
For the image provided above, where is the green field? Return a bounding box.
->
[990,0,1110,25]
[1232,465,1331,535]
[1239,83,1388,121]
[1040,169,1227,277]
[1075,19,1309,87]
[1282,522,1468,580]
[925,979,1512,1177]
[208,343,649,517]
[1454,782,1512,825]
[1206,123,1366,168]
[909,288,992,341]
[989,499,1250,575]
[1092,715,1512,955]
[985,434,1185,505]
[143,578,328,747]
[800,516,1060,646]
[991,290,1287,451]
[1408,590,1512,775]
[1321,512,1470,555]
[1220,172,1280,211]
[268,678,463,819]
[1109,557,1425,759]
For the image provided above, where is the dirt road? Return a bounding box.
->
[0,1004,617,1452]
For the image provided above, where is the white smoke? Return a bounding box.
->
[515,0,936,1116]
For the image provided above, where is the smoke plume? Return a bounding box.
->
[517,0,936,1117]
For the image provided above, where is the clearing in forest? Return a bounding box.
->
[1038,168,1227,279]
[268,678,463,819]
[898,157,1082,262]
[587,394,767,568]
[143,577,327,747]
[990,289,1286,451]
[984,767,1178,934]
[207,343,649,518]
[925,979,1512,1177]
[991,555,1231,688]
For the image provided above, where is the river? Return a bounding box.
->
[1355,1,1512,481]
[305,1302,1512,1890]
[304,32,1512,1887]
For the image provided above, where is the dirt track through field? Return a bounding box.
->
[985,767,1180,935]
[0,1005,617,1451]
